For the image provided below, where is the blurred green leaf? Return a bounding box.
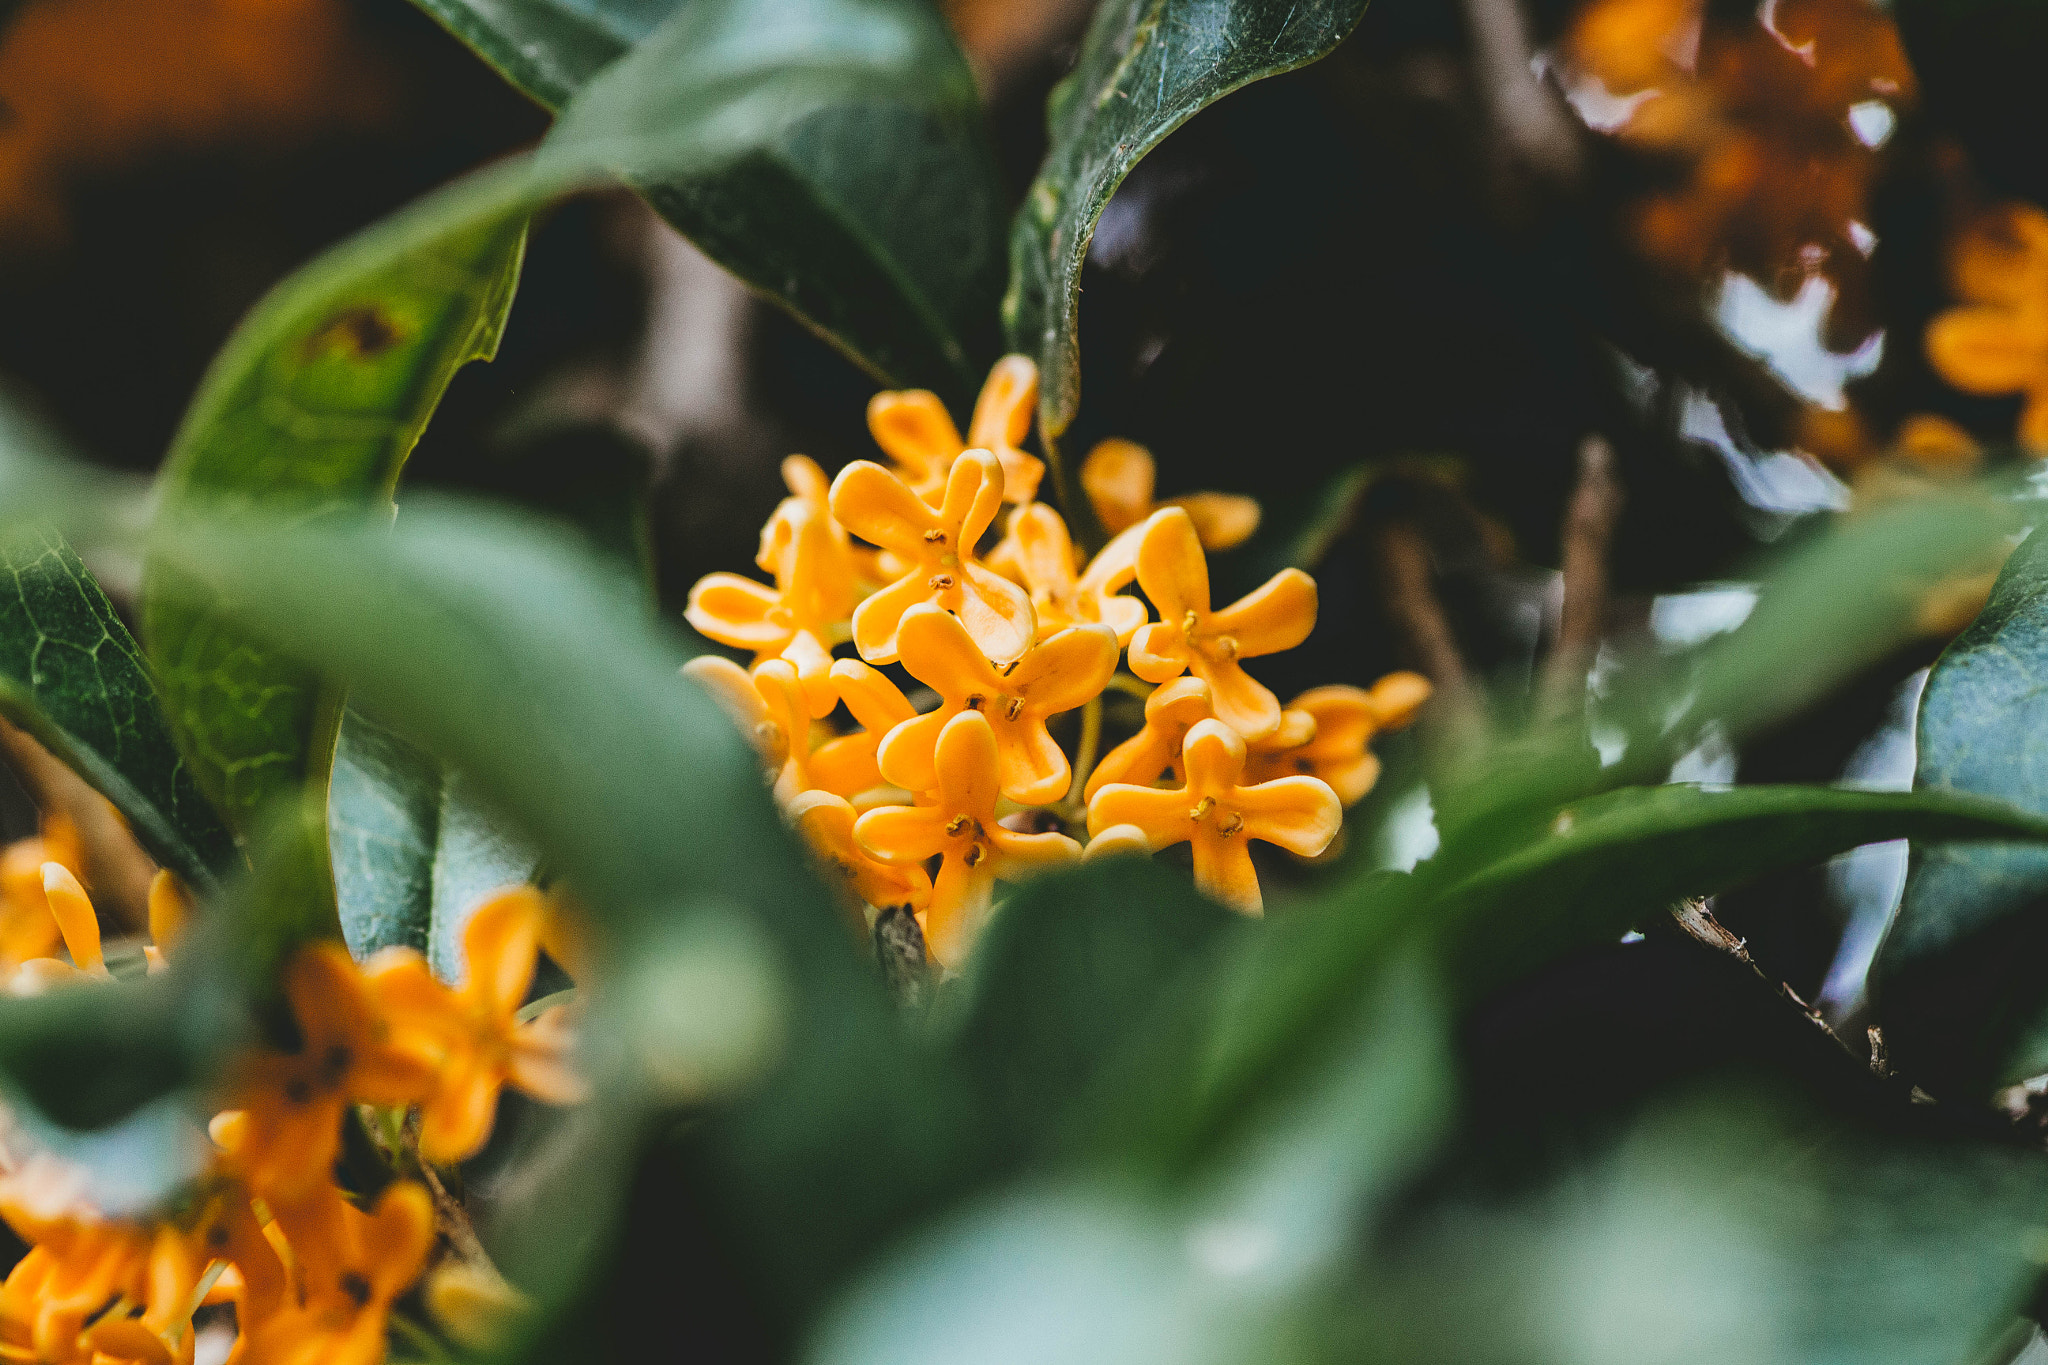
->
[405,0,681,110]
[1878,523,2048,1095]
[328,707,540,974]
[1358,1085,2048,1365]
[141,193,529,838]
[1174,782,2048,1179]
[544,0,1003,399]
[1004,0,1371,473]
[0,527,237,889]
[811,961,1447,1365]
[945,858,1237,1170]
[149,496,972,1314]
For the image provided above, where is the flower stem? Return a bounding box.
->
[1062,694,1103,823]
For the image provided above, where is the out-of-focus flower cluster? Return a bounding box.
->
[1559,0,1913,350]
[0,852,581,1365]
[685,357,1430,967]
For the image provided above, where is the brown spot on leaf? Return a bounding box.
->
[308,305,403,360]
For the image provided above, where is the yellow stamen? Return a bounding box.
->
[1188,796,1215,822]
[945,814,970,837]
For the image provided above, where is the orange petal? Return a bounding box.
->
[1007,623,1119,714]
[782,454,832,507]
[1195,658,1284,742]
[997,721,1070,807]
[40,864,98,971]
[1366,671,1432,727]
[1086,782,1194,847]
[1078,521,1146,599]
[831,459,940,554]
[1134,507,1210,621]
[923,853,995,969]
[988,826,1082,876]
[1181,719,1248,793]
[894,603,1000,699]
[1210,569,1317,658]
[1083,824,1152,861]
[969,356,1037,454]
[418,1057,503,1165]
[850,571,932,664]
[830,658,917,735]
[365,1182,437,1297]
[684,573,792,652]
[460,886,544,1014]
[1926,306,2048,394]
[875,710,948,795]
[1236,775,1343,856]
[955,564,1038,667]
[853,802,952,865]
[1167,491,1261,550]
[682,655,787,770]
[932,710,1002,821]
[1081,438,1157,535]
[1127,621,1191,684]
[867,390,962,490]
[938,449,1008,548]
[146,871,188,956]
[1190,832,1263,915]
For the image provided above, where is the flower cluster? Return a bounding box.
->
[685,356,1430,966]
[0,859,580,1365]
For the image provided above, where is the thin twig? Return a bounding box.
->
[1375,522,1483,740]
[1539,434,1623,719]
[1666,897,1862,1064]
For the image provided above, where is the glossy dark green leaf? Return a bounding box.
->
[141,192,530,839]
[328,706,540,973]
[1004,0,1372,470]
[0,527,237,889]
[405,0,681,110]
[543,0,1003,399]
[811,962,1447,1365]
[1877,524,2048,1094]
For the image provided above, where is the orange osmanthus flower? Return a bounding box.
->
[877,603,1118,806]
[866,355,1046,504]
[369,886,584,1165]
[831,449,1036,666]
[1088,719,1341,914]
[1127,508,1318,741]
[1926,203,2048,450]
[0,818,78,971]
[1081,438,1261,550]
[1245,673,1433,804]
[856,711,1080,965]
[247,1181,433,1365]
[1085,676,1215,801]
[988,501,1149,644]
[222,942,439,1203]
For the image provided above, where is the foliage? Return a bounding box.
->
[4,0,2048,1363]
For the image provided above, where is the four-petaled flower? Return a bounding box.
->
[1088,719,1341,915]
[247,1181,435,1365]
[1081,438,1261,549]
[857,711,1080,965]
[1246,673,1433,804]
[831,448,1036,665]
[1127,508,1318,741]
[878,603,1118,805]
[866,355,1046,504]
[989,502,1148,644]
[369,886,583,1164]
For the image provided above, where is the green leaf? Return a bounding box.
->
[0,527,237,889]
[1360,1084,2048,1365]
[1004,0,1372,472]
[542,0,1004,398]
[944,858,1237,1170]
[328,706,540,973]
[404,0,682,110]
[141,192,530,840]
[1877,524,2048,1094]
[809,962,1447,1365]
[1176,783,2048,1176]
